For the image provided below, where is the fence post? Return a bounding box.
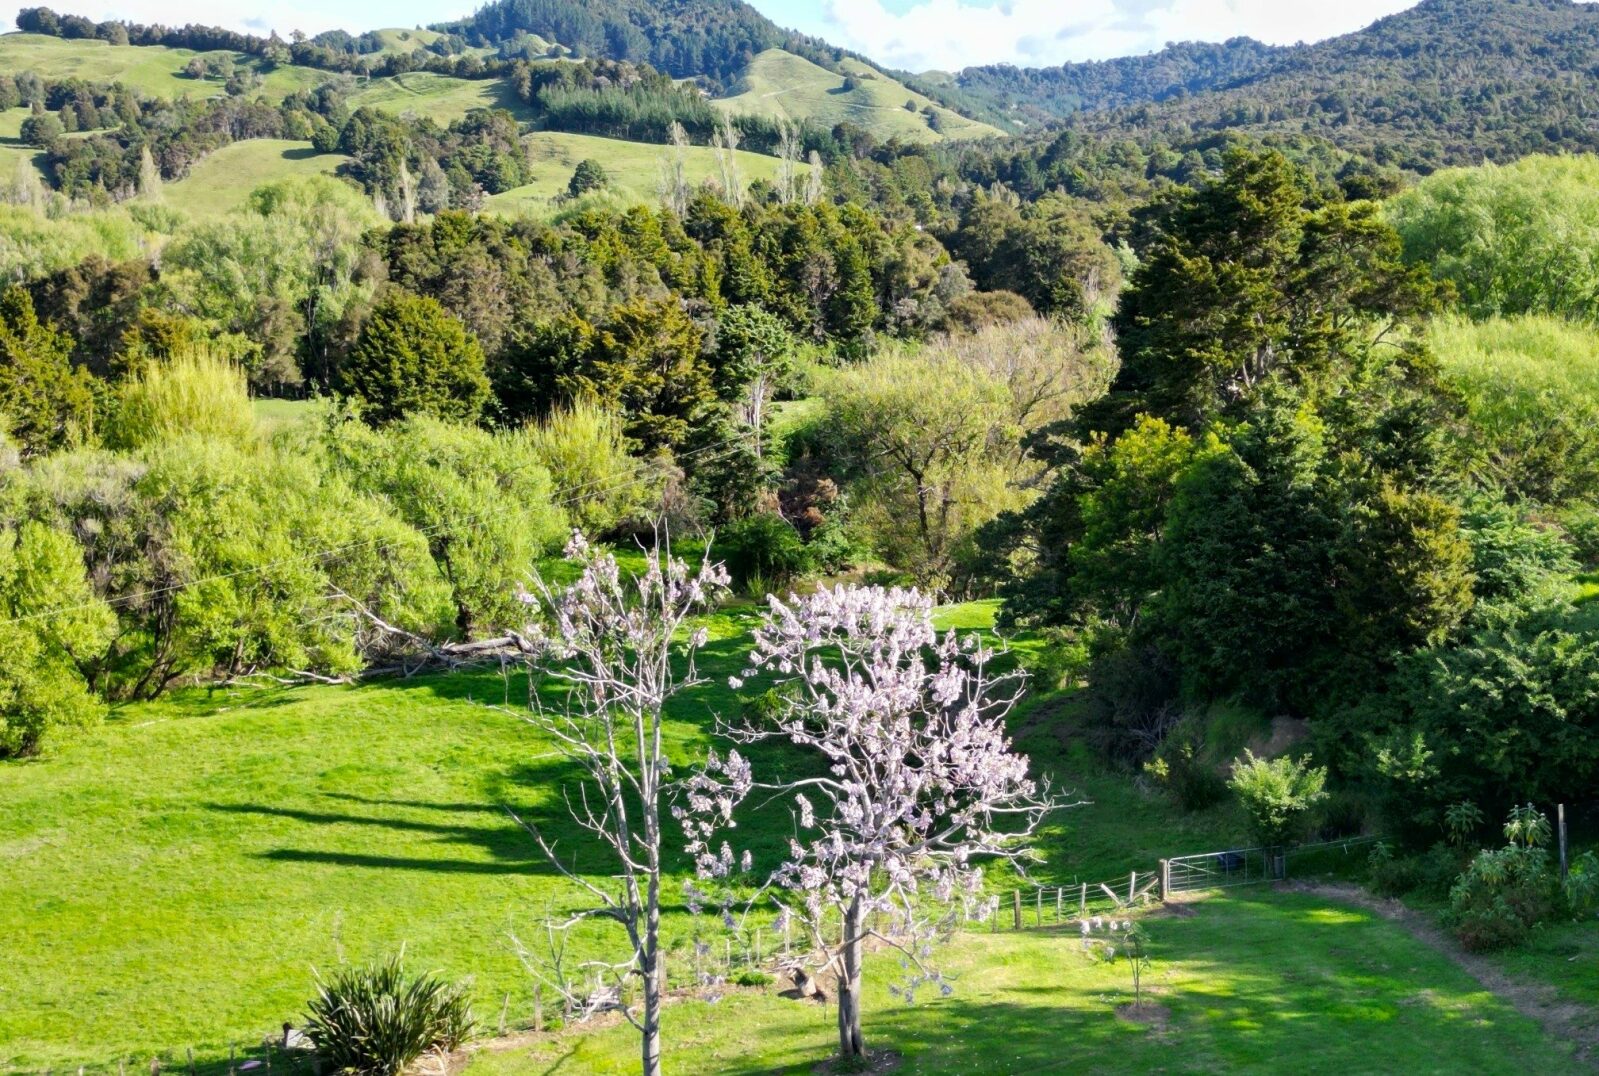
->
[1079,882,1087,919]
[1559,804,1569,881]
[533,983,543,1032]
[1127,871,1136,905]
[1035,887,1042,926]
[1055,887,1062,921]
[1012,889,1022,930]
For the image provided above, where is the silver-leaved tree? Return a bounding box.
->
[511,532,727,1076]
[681,584,1061,1063]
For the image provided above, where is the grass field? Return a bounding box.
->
[715,49,1002,144]
[466,888,1581,1074]
[484,131,801,218]
[3,595,1592,1071]
[0,33,326,101]
[165,141,350,219]
[347,70,536,126]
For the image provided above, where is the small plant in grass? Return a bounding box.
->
[1081,918,1152,1007]
[1228,751,1328,851]
[732,968,775,987]
[302,955,474,1075]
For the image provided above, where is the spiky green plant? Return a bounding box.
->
[303,955,474,1075]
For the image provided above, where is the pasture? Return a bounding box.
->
[715,49,1002,143]
[485,131,800,218]
[165,140,351,219]
[3,596,1593,1072]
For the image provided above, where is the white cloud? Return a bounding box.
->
[811,0,1418,71]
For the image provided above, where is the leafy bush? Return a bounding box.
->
[732,969,774,987]
[1367,841,1463,901]
[1446,806,1561,951]
[303,956,474,1075]
[108,349,258,451]
[1143,722,1228,812]
[524,401,652,537]
[0,522,114,756]
[1228,751,1328,849]
[717,512,810,593]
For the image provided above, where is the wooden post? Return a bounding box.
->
[1055,887,1062,921]
[1160,859,1171,902]
[1127,871,1136,906]
[229,1044,236,1076]
[783,916,791,955]
[1035,887,1042,926]
[1012,889,1022,930]
[533,983,543,1032]
[1559,804,1569,881]
[1079,882,1087,919]
[755,927,762,964]
[498,992,510,1035]
[187,1049,195,1076]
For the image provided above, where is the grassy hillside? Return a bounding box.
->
[485,130,801,217]
[347,70,535,125]
[0,33,532,127]
[0,105,47,188]
[164,140,351,219]
[0,32,325,100]
[716,49,1001,144]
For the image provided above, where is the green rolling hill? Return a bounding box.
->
[716,49,1002,143]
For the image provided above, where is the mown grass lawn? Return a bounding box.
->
[1,599,1585,1072]
[466,888,1580,1074]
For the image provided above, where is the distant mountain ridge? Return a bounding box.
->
[947,0,1599,167]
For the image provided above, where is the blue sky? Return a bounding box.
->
[61,0,1420,71]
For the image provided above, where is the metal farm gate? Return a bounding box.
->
[1163,846,1274,896]
[1162,835,1386,898]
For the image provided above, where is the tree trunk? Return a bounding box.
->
[641,782,664,1076]
[836,896,865,1060]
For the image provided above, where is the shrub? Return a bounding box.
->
[732,969,774,987]
[524,401,650,537]
[1446,805,1561,951]
[0,522,114,756]
[1367,841,1463,900]
[717,512,810,592]
[303,956,474,1075]
[1228,751,1328,849]
[108,349,257,451]
[1143,722,1228,812]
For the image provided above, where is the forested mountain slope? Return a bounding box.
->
[948,0,1599,167]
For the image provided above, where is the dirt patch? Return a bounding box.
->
[1286,882,1599,1068]
[1149,900,1199,919]
[1115,1001,1171,1030]
[812,1048,903,1074]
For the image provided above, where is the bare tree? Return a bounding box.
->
[713,112,743,207]
[776,119,801,205]
[682,585,1064,1064]
[658,121,691,217]
[803,150,824,206]
[510,532,729,1076]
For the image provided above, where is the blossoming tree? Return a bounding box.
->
[681,584,1062,1063]
[512,533,727,1076]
